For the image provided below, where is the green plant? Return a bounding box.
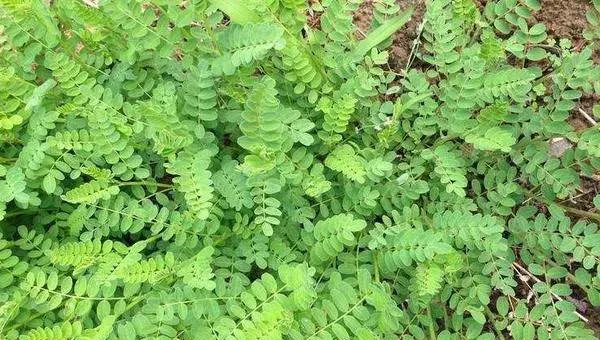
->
[1,0,600,338]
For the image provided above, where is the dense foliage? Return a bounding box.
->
[2,0,600,338]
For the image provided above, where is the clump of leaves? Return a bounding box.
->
[1,0,600,339]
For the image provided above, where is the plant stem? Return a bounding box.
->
[117,181,174,189]
[512,262,589,323]
[543,257,591,295]
[442,304,450,330]
[0,156,17,163]
[530,194,600,223]
[6,312,43,332]
[372,251,380,283]
[426,305,436,340]
[485,307,506,340]
[559,205,600,223]
[3,209,45,219]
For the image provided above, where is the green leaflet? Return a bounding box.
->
[465,126,516,152]
[413,263,444,296]
[325,144,367,184]
[61,180,120,204]
[209,0,261,24]
[181,62,217,121]
[18,321,84,340]
[213,22,286,74]
[318,93,357,144]
[166,149,214,220]
[0,167,27,204]
[175,246,216,290]
[321,0,356,43]
[310,214,366,263]
[24,78,56,112]
[213,158,253,211]
[238,76,285,172]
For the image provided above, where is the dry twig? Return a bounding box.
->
[578,108,598,127]
[512,262,589,323]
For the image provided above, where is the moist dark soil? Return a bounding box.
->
[353,0,427,68]
[352,0,598,66]
[389,0,427,69]
[353,0,373,34]
[534,0,592,51]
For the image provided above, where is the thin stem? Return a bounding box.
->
[512,262,588,323]
[37,287,129,301]
[578,107,597,126]
[372,251,380,283]
[426,305,436,340]
[6,312,43,332]
[117,181,174,189]
[115,294,147,317]
[530,193,600,223]
[0,157,17,163]
[552,201,600,223]
[308,296,368,339]
[543,257,592,295]
[441,303,450,330]
[3,209,47,219]
[485,307,506,340]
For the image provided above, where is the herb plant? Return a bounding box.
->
[1,0,600,339]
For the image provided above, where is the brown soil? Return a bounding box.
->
[572,95,597,132]
[352,0,595,68]
[353,0,373,35]
[534,0,591,50]
[568,114,591,133]
[353,0,427,69]
[389,0,427,69]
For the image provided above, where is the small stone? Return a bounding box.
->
[549,137,572,157]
